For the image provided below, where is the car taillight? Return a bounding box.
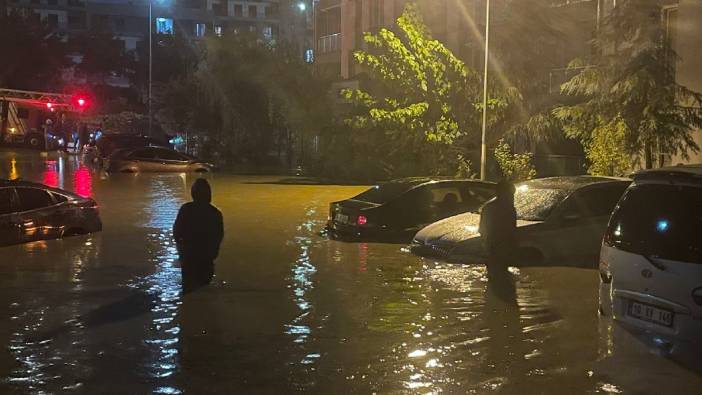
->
[357,215,368,226]
[692,288,702,306]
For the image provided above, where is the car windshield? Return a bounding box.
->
[514,186,569,221]
[605,183,702,264]
[351,183,418,204]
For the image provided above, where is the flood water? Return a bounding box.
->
[0,149,700,394]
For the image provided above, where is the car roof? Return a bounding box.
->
[0,179,83,198]
[380,177,496,187]
[633,164,702,180]
[518,176,630,193]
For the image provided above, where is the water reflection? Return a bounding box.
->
[2,150,701,393]
[133,175,188,394]
[286,204,321,374]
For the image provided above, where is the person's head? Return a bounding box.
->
[191,178,212,203]
[496,180,515,201]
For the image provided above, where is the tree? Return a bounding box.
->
[494,139,536,182]
[152,32,333,167]
[553,0,702,174]
[0,11,67,90]
[341,3,517,178]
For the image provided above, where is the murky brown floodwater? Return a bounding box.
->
[0,149,700,394]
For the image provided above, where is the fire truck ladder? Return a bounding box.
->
[0,88,73,109]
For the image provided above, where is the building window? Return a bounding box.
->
[68,14,84,29]
[213,1,227,16]
[234,4,243,17]
[115,17,125,30]
[304,49,314,63]
[262,25,272,40]
[46,13,59,27]
[370,0,384,30]
[194,23,206,37]
[156,17,174,34]
[248,5,257,18]
[265,5,277,17]
[214,25,223,37]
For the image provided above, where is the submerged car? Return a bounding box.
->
[105,146,213,173]
[599,165,702,346]
[0,179,102,246]
[411,176,631,266]
[327,178,496,242]
[95,133,163,159]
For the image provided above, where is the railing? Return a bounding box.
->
[317,33,341,54]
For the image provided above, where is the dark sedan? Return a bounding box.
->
[0,179,102,246]
[105,146,213,173]
[96,133,163,159]
[327,178,496,242]
[411,176,630,266]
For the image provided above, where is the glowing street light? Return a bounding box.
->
[297,2,306,11]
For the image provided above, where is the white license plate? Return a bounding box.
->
[627,300,674,327]
[334,213,349,224]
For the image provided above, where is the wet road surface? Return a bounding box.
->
[0,150,700,394]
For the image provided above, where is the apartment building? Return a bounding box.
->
[5,0,295,51]
[662,0,702,164]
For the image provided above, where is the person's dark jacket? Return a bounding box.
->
[173,190,224,263]
[479,196,517,255]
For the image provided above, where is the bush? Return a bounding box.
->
[494,139,537,182]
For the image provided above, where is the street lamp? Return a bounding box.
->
[480,0,490,180]
[148,0,166,138]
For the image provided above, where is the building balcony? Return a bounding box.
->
[317,32,341,54]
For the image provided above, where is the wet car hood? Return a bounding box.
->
[414,212,541,245]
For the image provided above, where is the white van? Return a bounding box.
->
[599,165,702,345]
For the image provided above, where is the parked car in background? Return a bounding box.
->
[327,178,496,242]
[95,133,162,160]
[0,179,102,246]
[411,176,631,266]
[599,165,702,346]
[105,146,213,173]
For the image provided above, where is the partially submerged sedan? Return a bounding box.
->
[327,178,496,242]
[105,146,213,173]
[411,176,631,266]
[1,179,102,246]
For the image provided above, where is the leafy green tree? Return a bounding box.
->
[494,139,536,182]
[553,0,702,172]
[341,3,518,178]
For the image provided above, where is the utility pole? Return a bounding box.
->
[480,0,490,181]
[148,0,153,138]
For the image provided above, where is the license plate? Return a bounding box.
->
[334,213,349,224]
[627,300,674,327]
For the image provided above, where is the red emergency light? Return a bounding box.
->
[71,94,90,109]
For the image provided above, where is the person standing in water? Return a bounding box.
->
[173,178,224,293]
[479,180,518,304]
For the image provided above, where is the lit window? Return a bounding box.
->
[262,25,272,40]
[194,23,206,37]
[155,17,173,34]
[214,25,223,37]
[304,49,314,63]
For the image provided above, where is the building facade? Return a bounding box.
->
[4,0,314,51]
